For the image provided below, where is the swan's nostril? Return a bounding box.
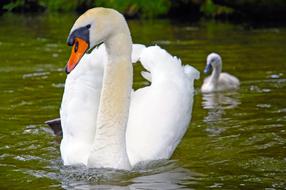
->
[74,41,79,53]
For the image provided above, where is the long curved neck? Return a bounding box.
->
[88,29,133,170]
[210,63,222,83]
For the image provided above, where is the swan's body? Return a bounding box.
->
[60,8,199,170]
[201,53,239,93]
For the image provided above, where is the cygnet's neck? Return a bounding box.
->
[88,28,133,170]
[210,62,222,83]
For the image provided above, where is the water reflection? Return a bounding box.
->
[202,92,240,122]
[59,161,199,189]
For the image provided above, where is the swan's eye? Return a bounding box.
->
[74,41,79,53]
[86,24,91,29]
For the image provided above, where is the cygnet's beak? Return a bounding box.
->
[204,63,212,74]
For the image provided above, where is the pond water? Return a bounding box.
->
[0,13,285,189]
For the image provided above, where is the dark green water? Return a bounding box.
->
[0,13,285,189]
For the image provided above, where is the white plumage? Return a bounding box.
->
[60,8,199,170]
[201,53,239,93]
[127,46,199,166]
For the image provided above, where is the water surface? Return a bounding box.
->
[0,13,285,189]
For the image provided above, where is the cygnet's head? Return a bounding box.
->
[204,53,222,74]
[65,7,129,74]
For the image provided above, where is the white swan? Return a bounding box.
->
[60,7,199,170]
[201,53,239,93]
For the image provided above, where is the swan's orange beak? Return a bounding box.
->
[66,37,89,74]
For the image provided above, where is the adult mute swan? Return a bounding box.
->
[60,7,199,170]
[201,53,240,93]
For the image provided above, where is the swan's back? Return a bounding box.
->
[126,46,199,166]
[218,72,240,90]
[202,72,239,93]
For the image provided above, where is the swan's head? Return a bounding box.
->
[65,7,128,74]
[204,53,222,74]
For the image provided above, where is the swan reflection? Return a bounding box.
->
[202,92,240,124]
[60,161,200,190]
